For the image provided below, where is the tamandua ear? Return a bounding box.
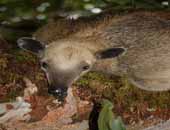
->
[17,37,45,55]
[96,47,125,59]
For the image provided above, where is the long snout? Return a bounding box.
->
[48,85,68,102]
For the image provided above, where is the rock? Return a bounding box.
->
[0,97,31,123]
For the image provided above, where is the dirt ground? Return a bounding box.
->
[0,36,170,129]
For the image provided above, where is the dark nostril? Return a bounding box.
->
[48,89,56,95]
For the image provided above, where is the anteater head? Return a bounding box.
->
[17,37,125,101]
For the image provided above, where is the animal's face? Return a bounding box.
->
[17,37,125,101]
[41,41,96,100]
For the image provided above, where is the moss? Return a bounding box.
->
[10,49,37,63]
[76,72,170,109]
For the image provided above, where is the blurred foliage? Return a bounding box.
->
[0,0,169,42]
[0,0,169,25]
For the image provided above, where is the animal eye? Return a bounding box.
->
[41,62,48,69]
[82,65,90,71]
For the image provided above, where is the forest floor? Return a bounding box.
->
[0,37,170,130]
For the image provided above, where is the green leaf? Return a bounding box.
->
[98,99,114,130]
[98,99,126,130]
[112,117,126,130]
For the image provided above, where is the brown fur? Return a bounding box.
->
[34,11,170,91]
